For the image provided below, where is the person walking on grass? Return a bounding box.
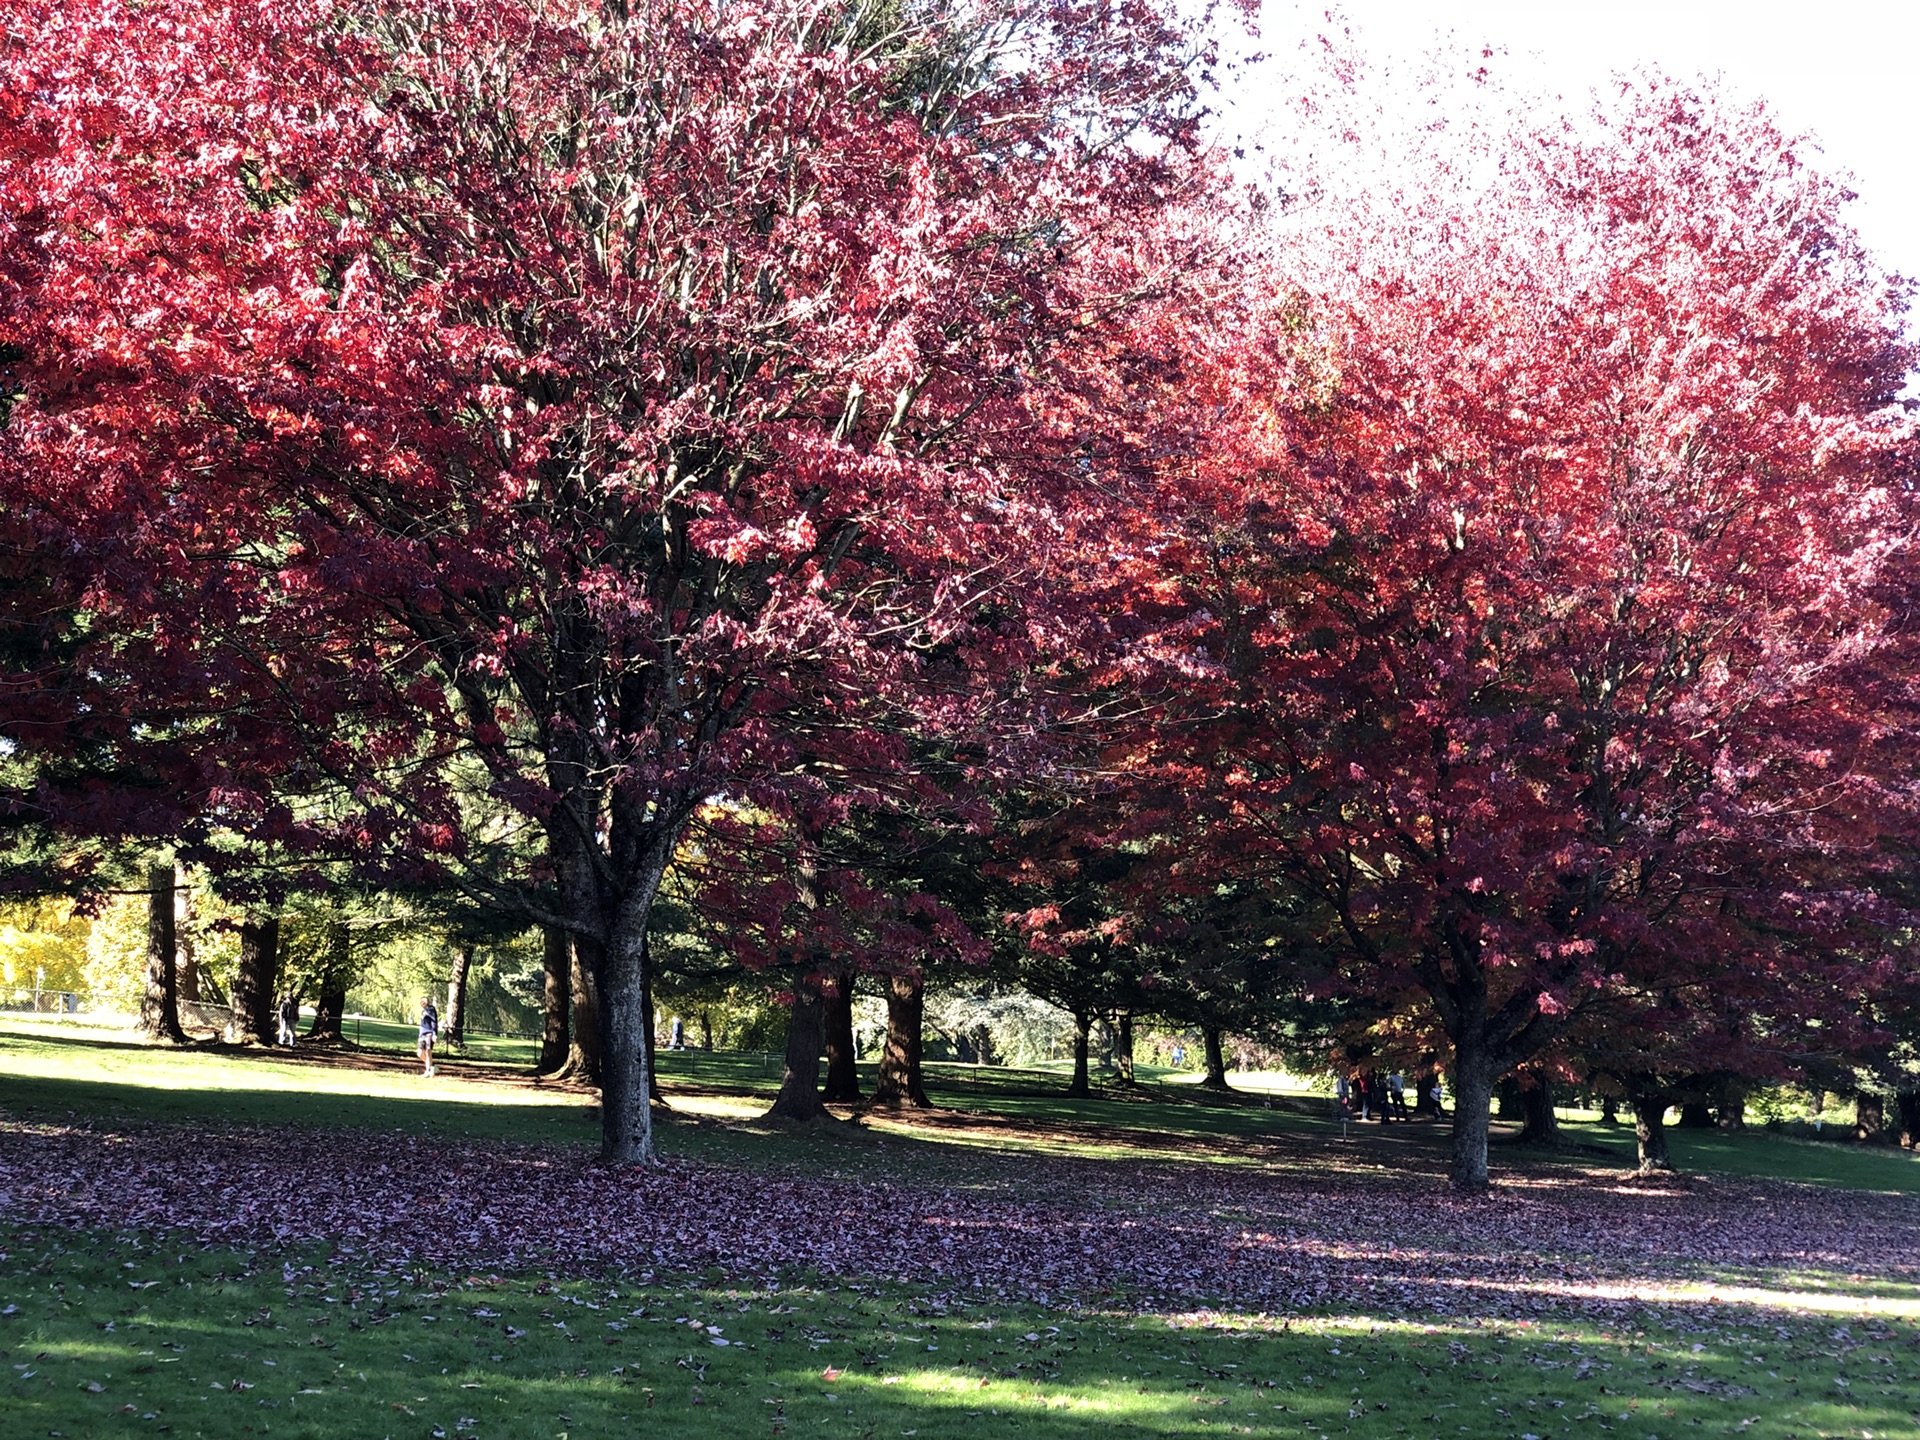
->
[417,997,439,1077]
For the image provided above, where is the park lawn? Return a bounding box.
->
[4,1224,1919,1440]
[4,1021,1920,1439]
[0,1019,1348,1175]
[0,1019,587,1147]
[5,1016,1920,1198]
[1538,1119,1920,1197]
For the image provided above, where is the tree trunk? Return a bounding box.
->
[640,938,663,1104]
[592,901,658,1164]
[1448,1046,1497,1190]
[446,944,472,1044]
[968,1022,993,1067]
[1065,1006,1092,1098]
[1115,1011,1137,1086]
[768,973,827,1121]
[769,827,832,1122]
[1678,1100,1715,1129]
[1855,1090,1889,1144]
[139,863,185,1043]
[1632,1094,1675,1172]
[538,924,571,1074]
[1897,1090,1920,1149]
[174,879,199,1004]
[1495,1076,1521,1119]
[1414,1061,1441,1118]
[699,1009,713,1050]
[539,778,678,1163]
[564,934,602,1083]
[1518,1069,1558,1146]
[822,971,862,1103]
[1199,1025,1231,1091]
[1600,1094,1620,1124]
[230,917,280,1046]
[871,971,930,1108]
[305,920,349,1042]
[1717,1081,1747,1131]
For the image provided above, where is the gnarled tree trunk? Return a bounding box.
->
[1633,1094,1675,1172]
[1855,1090,1889,1144]
[230,917,279,1045]
[1199,1025,1231,1091]
[871,971,930,1107]
[1897,1090,1920,1149]
[822,970,862,1103]
[1115,1011,1137,1086]
[538,924,571,1074]
[446,943,472,1044]
[768,973,827,1121]
[1717,1081,1747,1131]
[139,862,185,1043]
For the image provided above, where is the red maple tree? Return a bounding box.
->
[0,0,1233,1159]
[1123,72,1919,1187]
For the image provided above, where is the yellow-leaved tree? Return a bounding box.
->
[0,897,90,997]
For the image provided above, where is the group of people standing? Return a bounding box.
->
[1335,1070,1433,1122]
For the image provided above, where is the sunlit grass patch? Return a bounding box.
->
[5,1226,1918,1440]
[1555,1117,1920,1196]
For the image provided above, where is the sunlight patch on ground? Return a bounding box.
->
[0,1026,573,1109]
[668,1092,768,1121]
[1156,1069,1323,1097]
[856,1114,1276,1169]
[1425,1275,1920,1320]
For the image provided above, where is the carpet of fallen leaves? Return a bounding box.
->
[3,1115,1916,1325]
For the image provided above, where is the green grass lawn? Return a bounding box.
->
[6,1226,1918,1440]
[6,1014,1919,1196]
[5,1016,1920,1438]
[1541,1116,1920,1196]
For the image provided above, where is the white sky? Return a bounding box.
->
[1227,1,1920,293]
